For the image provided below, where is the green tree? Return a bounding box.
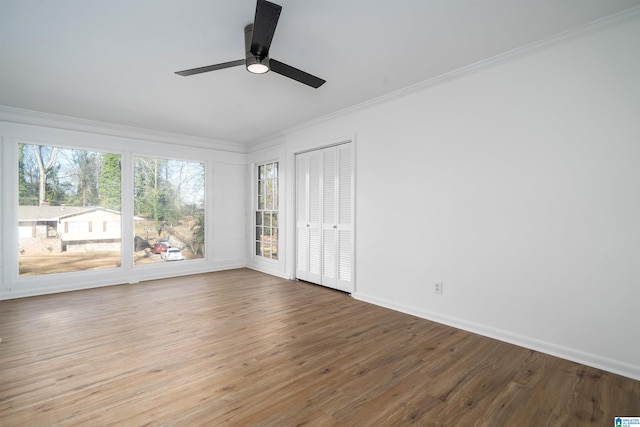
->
[17,144,34,205]
[71,150,100,206]
[99,153,121,210]
[44,164,67,205]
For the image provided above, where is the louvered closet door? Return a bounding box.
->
[307,150,323,284]
[295,150,322,285]
[296,143,353,293]
[295,153,309,281]
[321,148,337,288]
[335,144,353,292]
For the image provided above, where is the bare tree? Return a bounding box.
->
[32,145,59,205]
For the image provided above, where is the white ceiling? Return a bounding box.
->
[1,0,639,146]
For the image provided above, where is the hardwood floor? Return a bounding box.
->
[1,268,638,426]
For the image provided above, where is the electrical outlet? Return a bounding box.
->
[434,282,443,295]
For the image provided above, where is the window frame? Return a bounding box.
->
[254,160,279,261]
[16,141,124,276]
[131,154,207,266]
[2,123,216,298]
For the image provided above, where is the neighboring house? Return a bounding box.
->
[19,206,122,253]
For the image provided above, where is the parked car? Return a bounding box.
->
[153,242,169,254]
[162,248,184,261]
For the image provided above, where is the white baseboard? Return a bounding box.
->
[0,263,246,300]
[246,265,292,280]
[353,292,640,381]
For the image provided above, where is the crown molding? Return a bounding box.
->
[246,131,288,153]
[0,105,248,154]
[280,5,640,137]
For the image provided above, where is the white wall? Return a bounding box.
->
[276,19,640,379]
[0,120,248,299]
[211,161,248,266]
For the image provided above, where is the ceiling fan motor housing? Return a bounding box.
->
[245,24,270,73]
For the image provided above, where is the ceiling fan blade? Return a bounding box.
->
[270,59,326,88]
[175,59,245,76]
[251,0,282,58]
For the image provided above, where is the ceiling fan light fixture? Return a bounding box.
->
[247,59,269,74]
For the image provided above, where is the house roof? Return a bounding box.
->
[18,206,121,221]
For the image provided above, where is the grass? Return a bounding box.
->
[18,249,200,276]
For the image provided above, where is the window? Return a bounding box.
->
[18,144,122,276]
[16,143,207,275]
[255,162,278,260]
[133,156,205,265]
[65,221,91,234]
[104,221,120,233]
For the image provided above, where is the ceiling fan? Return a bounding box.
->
[175,0,326,88]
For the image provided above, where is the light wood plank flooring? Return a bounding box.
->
[1,268,638,426]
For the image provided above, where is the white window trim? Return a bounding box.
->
[1,122,225,299]
[253,160,279,262]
